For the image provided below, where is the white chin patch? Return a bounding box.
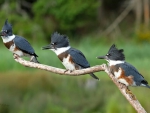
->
[109,60,124,66]
[52,46,71,55]
[1,34,15,43]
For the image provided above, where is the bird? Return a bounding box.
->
[42,32,99,80]
[97,44,150,96]
[0,19,39,63]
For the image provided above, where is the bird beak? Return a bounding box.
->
[42,44,56,50]
[0,31,6,36]
[96,55,107,59]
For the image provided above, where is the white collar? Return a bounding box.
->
[108,60,125,66]
[1,34,15,43]
[51,46,71,55]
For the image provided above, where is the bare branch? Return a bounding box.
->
[14,56,147,113]
[14,56,105,75]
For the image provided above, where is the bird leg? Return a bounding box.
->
[30,56,35,62]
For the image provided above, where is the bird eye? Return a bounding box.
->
[5,30,8,33]
[51,42,57,45]
[106,54,110,56]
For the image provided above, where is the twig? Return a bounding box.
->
[14,56,147,113]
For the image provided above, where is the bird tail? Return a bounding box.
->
[141,80,150,88]
[145,84,150,88]
[30,56,40,63]
[89,73,99,80]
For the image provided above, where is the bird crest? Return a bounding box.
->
[2,19,12,33]
[51,32,70,48]
[107,44,125,60]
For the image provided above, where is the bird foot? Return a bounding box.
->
[64,69,69,73]
[64,69,74,73]
[118,82,126,89]
[125,87,136,100]
[102,64,109,73]
[13,53,19,59]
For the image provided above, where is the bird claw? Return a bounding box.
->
[102,64,109,73]
[13,53,19,59]
[118,82,126,89]
[64,69,74,73]
[64,69,69,73]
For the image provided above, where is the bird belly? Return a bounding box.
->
[114,67,134,86]
[9,44,24,57]
[62,56,76,71]
[118,78,129,86]
[114,69,129,85]
[114,68,122,78]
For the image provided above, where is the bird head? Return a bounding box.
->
[97,44,125,62]
[0,19,13,37]
[42,32,70,50]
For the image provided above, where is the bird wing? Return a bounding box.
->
[117,62,145,85]
[14,35,37,57]
[68,48,90,68]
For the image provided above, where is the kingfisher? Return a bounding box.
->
[0,19,39,63]
[42,32,99,80]
[97,44,150,93]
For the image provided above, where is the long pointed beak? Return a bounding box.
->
[0,31,6,36]
[96,55,107,59]
[42,44,52,50]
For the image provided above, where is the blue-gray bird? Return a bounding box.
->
[0,20,39,63]
[42,32,99,80]
[97,44,150,89]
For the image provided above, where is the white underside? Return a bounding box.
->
[114,68,122,78]
[62,54,76,71]
[114,68,129,86]
[118,79,129,86]
[51,46,71,55]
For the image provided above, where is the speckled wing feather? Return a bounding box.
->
[14,35,38,57]
[67,48,90,68]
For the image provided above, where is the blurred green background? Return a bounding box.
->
[0,0,150,113]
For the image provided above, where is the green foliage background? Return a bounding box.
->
[0,0,149,113]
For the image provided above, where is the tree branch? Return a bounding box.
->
[14,56,147,113]
[14,56,105,75]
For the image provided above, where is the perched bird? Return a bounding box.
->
[42,32,99,80]
[97,44,150,94]
[0,20,39,63]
